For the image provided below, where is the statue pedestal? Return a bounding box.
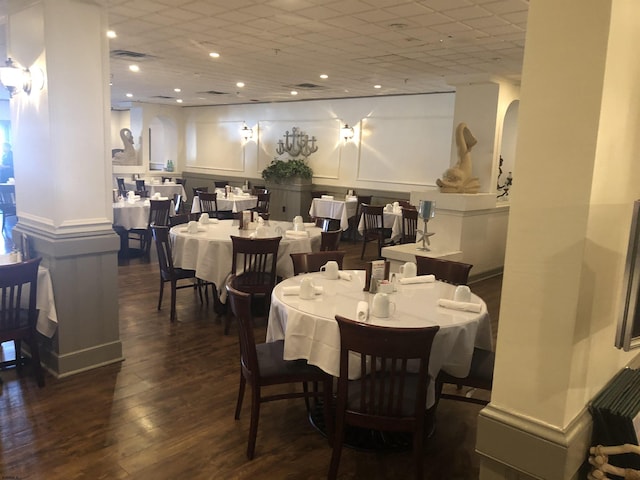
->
[409,191,510,280]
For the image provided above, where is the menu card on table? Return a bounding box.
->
[363,260,390,292]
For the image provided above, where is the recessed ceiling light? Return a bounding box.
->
[209,52,220,58]
[236,82,245,88]
[174,88,181,92]
[290,90,298,96]
[374,85,382,89]
[320,74,328,79]
[129,64,140,72]
[176,99,183,103]
[126,93,133,98]
[106,30,117,39]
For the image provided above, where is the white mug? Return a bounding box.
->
[371,293,396,318]
[293,215,303,224]
[299,277,315,300]
[400,262,417,278]
[320,261,339,280]
[293,222,305,232]
[199,213,209,224]
[454,285,472,303]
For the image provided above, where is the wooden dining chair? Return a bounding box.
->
[116,177,127,197]
[311,190,328,199]
[214,180,227,188]
[150,226,208,322]
[161,176,172,183]
[290,251,345,275]
[0,183,16,237]
[251,186,267,195]
[360,204,393,260]
[320,229,341,251]
[192,186,208,198]
[198,192,219,218]
[168,212,199,227]
[127,199,172,261]
[435,347,495,406]
[350,194,372,241]
[0,257,45,387]
[226,277,332,460]
[227,235,281,334]
[254,192,271,215]
[329,315,440,480]
[401,207,419,244]
[414,257,473,285]
[135,179,146,192]
[398,200,415,210]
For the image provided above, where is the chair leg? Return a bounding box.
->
[328,415,344,480]
[14,339,22,370]
[302,381,311,412]
[413,429,424,480]
[360,236,367,260]
[157,279,164,310]
[235,373,246,420]
[247,385,261,459]
[170,280,177,322]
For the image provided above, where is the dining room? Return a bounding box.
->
[2,1,640,479]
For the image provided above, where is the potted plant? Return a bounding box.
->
[261,158,313,184]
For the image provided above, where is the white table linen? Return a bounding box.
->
[358,210,402,242]
[124,181,187,201]
[266,271,492,407]
[191,194,258,213]
[35,266,58,337]
[113,200,150,230]
[309,198,358,231]
[170,220,322,302]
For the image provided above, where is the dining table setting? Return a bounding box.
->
[309,195,359,231]
[123,179,187,200]
[191,187,258,214]
[266,268,492,409]
[170,218,322,304]
[357,201,403,243]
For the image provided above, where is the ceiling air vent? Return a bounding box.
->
[199,90,228,95]
[110,49,155,60]
[151,95,175,99]
[291,83,325,90]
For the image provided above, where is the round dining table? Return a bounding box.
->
[266,270,493,408]
[170,220,322,303]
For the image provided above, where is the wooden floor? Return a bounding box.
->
[0,238,502,480]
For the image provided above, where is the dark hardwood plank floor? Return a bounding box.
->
[0,237,502,480]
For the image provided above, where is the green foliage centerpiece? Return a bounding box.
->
[261,158,313,183]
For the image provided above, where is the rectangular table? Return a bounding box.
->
[309,197,358,231]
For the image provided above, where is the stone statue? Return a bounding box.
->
[112,128,137,166]
[436,122,481,194]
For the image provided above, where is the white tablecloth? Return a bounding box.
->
[124,182,187,200]
[35,266,58,338]
[358,210,403,242]
[112,199,175,231]
[266,271,492,407]
[170,220,322,302]
[309,198,358,231]
[191,194,258,213]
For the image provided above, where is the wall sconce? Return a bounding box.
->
[241,122,253,141]
[0,58,43,97]
[340,123,354,142]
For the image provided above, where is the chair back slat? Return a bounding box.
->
[414,257,473,285]
[198,192,219,217]
[149,199,172,227]
[401,207,418,244]
[226,276,259,377]
[0,258,41,334]
[150,226,176,277]
[231,236,281,295]
[320,229,341,251]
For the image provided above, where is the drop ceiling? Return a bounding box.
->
[5,0,531,107]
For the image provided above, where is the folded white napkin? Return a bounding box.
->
[356,301,369,321]
[321,195,334,200]
[152,192,161,199]
[155,196,169,201]
[285,230,310,239]
[242,192,250,196]
[338,271,352,281]
[398,274,435,285]
[345,196,358,202]
[282,285,324,296]
[437,298,482,313]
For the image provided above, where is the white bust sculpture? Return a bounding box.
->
[436,122,481,194]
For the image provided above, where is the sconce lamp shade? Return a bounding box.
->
[241,123,253,141]
[0,58,43,96]
[340,123,354,141]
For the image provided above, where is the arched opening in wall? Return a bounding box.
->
[498,100,519,199]
[149,116,177,172]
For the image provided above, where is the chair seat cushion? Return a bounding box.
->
[161,268,196,282]
[256,340,326,379]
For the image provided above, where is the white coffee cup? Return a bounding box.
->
[293,215,303,224]
[371,293,396,318]
[293,222,305,232]
[187,221,199,234]
[199,212,209,224]
[320,261,339,279]
[400,261,417,278]
[299,277,315,300]
[454,285,472,303]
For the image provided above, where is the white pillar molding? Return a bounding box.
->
[478,0,640,477]
[7,0,122,376]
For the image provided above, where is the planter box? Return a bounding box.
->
[266,177,313,221]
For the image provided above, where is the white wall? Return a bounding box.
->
[182,93,456,194]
